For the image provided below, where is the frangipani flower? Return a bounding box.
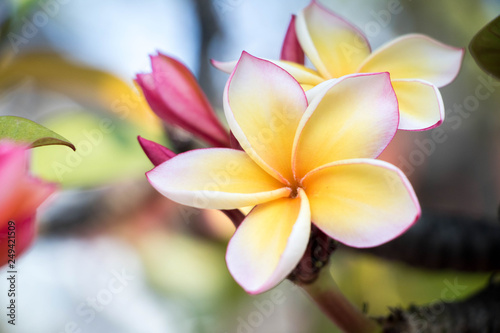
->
[0,142,56,266]
[136,53,230,147]
[213,0,464,131]
[147,53,420,294]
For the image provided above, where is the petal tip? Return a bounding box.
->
[280,15,305,64]
[209,58,219,67]
[305,0,371,52]
[396,79,445,131]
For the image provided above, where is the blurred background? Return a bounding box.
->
[0,0,499,332]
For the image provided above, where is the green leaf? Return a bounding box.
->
[470,15,500,79]
[0,116,75,150]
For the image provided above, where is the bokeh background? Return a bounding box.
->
[0,0,499,332]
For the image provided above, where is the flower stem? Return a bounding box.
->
[300,267,381,333]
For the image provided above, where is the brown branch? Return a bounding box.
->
[302,267,380,333]
[288,225,337,285]
[354,210,500,272]
[376,275,500,332]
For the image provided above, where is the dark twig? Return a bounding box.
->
[355,210,500,272]
[376,275,500,333]
[192,0,221,103]
[289,225,337,285]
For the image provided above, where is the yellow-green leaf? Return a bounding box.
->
[31,110,166,188]
[0,52,163,136]
[0,115,75,150]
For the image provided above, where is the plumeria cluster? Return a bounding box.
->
[138,1,463,294]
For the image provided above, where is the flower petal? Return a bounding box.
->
[136,72,210,141]
[0,142,26,207]
[0,142,56,268]
[211,59,237,74]
[224,52,308,184]
[302,159,420,248]
[275,61,325,88]
[280,15,305,64]
[304,78,340,102]
[212,59,324,89]
[226,188,310,294]
[13,175,56,222]
[140,53,230,147]
[0,142,56,223]
[296,0,371,78]
[358,34,464,87]
[293,73,398,179]
[146,148,290,210]
[138,136,176,166]
[392,79,444,131]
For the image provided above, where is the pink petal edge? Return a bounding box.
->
[224,51,309,185]
[210,59,237,74]
[309,0,371,53]
[396,79,445,131]
[137,136,176,166]
[140,53,230,147]
[280,15,305,64]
